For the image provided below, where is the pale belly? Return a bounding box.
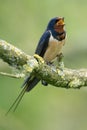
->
[43,38,65,62]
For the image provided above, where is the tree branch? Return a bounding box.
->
[0,39,87,89]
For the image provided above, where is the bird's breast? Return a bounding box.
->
[43,35,65,62]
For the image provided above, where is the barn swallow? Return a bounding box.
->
[6,17,66,114]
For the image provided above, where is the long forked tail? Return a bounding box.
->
[5,76,40,116]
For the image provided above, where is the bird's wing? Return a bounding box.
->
[35,30,51,57]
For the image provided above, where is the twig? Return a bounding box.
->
[0,72,25,78]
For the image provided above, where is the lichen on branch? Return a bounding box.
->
[0,39,87,89]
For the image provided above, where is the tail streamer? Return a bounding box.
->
[5,84,28,116]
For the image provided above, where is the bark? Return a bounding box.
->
[0,40,87,89]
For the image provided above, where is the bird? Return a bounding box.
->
[6,17,66,115]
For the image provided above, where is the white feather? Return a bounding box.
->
[43,34,65,62]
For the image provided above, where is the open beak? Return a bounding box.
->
[57,17,65,26]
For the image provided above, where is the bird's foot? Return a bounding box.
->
[56,53,64,71]
[46,61,54,66]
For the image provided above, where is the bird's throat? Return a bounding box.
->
[57,32,66,41]
[54,25,64,33]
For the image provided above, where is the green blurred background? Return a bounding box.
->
[0,0,87,130]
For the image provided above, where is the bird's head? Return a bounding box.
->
[47,17,65,33]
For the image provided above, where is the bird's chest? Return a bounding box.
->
[43,35,65,62]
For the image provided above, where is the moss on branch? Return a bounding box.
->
[0,39,87,89]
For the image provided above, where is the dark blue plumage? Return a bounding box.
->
[35,31,50,56]
[6,17,66,114]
